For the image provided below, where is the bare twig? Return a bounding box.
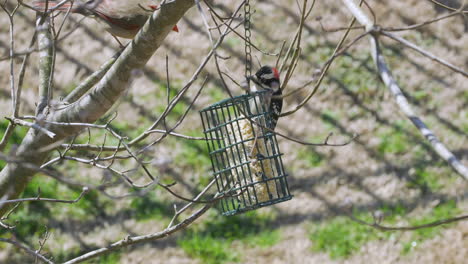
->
[281,0,365,117]
[0,121,16,151]
[6,117,56,138]
[426,0,468,13]
[128,2,244,148]
[383,10,462,31]
[62,201,215,264]
[0,238,53,264]
[0,2,20,152]
[348,211,468,231]
[381,31,467,78]
[138,77,208,153]
[0,2,19,116]
[0,203,20,229]
[167,178,217,228]
[0,187,88,206]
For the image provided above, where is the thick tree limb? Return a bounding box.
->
[35,14,54,116]
[63,54,118,103]
[369,37,468,179]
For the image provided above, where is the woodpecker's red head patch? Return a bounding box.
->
[272,67,280,80]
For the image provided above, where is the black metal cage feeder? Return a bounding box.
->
[200,91,292,216]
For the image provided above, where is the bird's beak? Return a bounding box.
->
[172,25,179,33]
[247,75,261,84]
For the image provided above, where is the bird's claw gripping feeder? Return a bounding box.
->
[200,91,292,216]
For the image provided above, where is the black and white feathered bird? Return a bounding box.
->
[244,66,283,130]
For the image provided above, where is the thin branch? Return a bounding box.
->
[0,238,54,264]
[0,2,19,117]
[0,203,20,229]
[281,0,315,92]
[16,30,38,117]
[6,117,56,138]
[0,2,20,152]
[36,226,51,264]
[168,178,217,228]
[317,16,364,32]
[280,0,365,117]
[0,122,16,151]
[137,77,208,154]
[212,18,359,147]
[348,212,468,231]
[128,2,243,148]
[383,10,462,31]
[158,182,222,204]
[62,202,215,264]
[205,1,278,56]
[426,0,468,13]
[0,187,88,206]
[381,31,467,78]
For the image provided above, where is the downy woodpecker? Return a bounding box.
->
[245,66,282,131]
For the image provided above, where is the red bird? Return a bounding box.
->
[33,0,179,39]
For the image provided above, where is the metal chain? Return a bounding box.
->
[244,0,252,90]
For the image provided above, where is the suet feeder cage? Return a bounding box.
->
[200,91,292,216]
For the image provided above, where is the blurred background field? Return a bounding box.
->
[0,0,467,263]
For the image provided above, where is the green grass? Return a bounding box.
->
[179,235,240,264]
[402,200,460,255]
[178,211,280,263]
[297,147,324,167]
[174,131,212,172]
[412,90,431,101]
[224,37,242,49]
[376,120,415,156]
[309,45,380,101]
[309,214,380,259]
[320,109,341,131]
[377,130,409,155]
[207,86,227,103]
[92,252,121,264]
[461,109,468,133]
[309,200,460,259]
[129,191,172,221]
[406,166,442,191]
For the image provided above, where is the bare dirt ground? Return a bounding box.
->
[0,0,467,263]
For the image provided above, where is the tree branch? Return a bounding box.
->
[62,202,214,264]
[0,238,53,264]
[35,14,54,117]
[0,0,196,218]
[340,0,468,180]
